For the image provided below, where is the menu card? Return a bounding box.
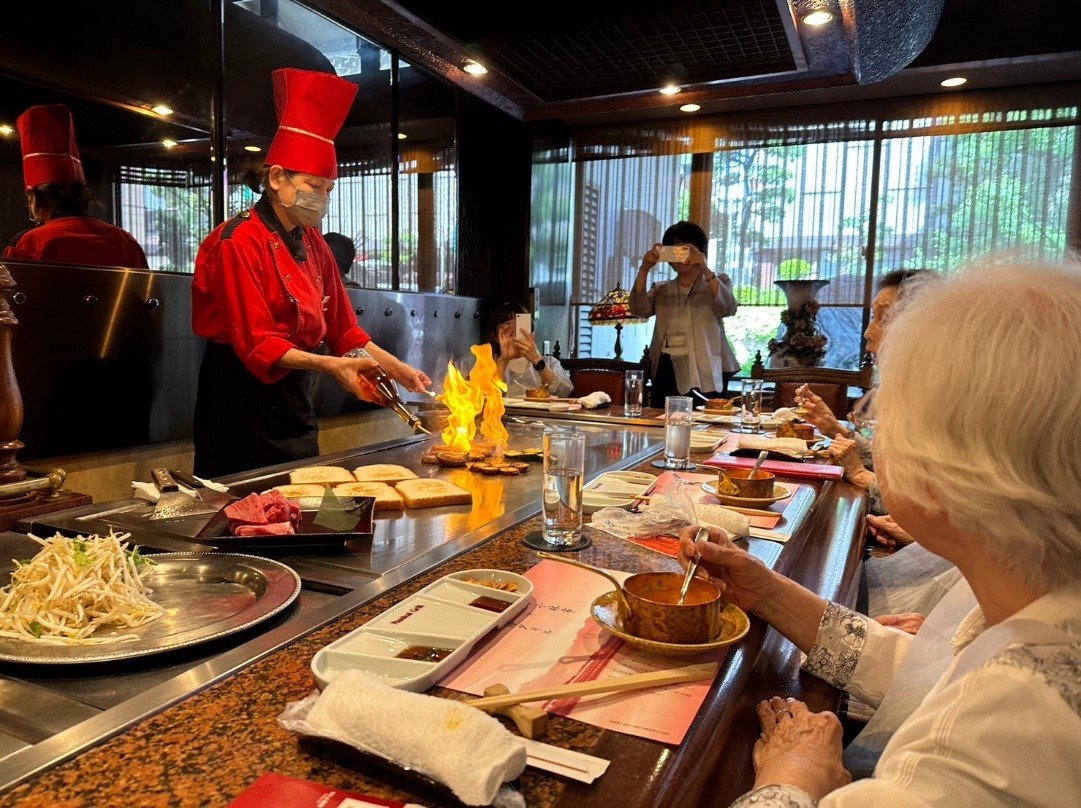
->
[227,773,420,808]
[440,559,728,745]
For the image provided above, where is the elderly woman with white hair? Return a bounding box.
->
[680,260,1081,805]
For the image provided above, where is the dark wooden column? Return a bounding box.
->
[0,264,26,484]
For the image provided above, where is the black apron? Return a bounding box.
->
[192,341,322,478]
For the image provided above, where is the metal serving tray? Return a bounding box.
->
[0,552,301,664]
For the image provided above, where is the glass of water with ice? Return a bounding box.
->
[541,428,585,547]
[663,396,693,469]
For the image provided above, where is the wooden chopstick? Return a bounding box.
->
[464,662,718,710]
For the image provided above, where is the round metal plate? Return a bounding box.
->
[0,553,301,664]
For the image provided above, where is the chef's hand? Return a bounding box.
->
[752,696,851,800]
[865,513,915,549]
[876,612,925,634]
[794,384,848,438]
[333,354,380,398]
[676,525,777,613]
[388,361,432,394]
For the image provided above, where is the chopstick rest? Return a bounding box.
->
[477,683,549,739]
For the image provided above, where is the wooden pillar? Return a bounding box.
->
[0,265,26,484]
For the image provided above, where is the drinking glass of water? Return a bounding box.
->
[663,396,693,469]
[624,369,644,417]
[540,428,585,547]
[740,379,763,433]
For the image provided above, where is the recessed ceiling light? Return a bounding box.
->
[243,145,262,152]
[463,60,488,76]
[151,104,173,116]
[940,76,968,88]
[397,132,408,140]
[162,139,177,149]
[803,10,833,26]
[0,124,12,136]
[680,103,701,113]
[660,85,681,96]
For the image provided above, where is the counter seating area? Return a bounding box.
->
[561,358,648,406]
[0,410,865,808]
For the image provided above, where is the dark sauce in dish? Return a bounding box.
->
[469,595,511,613]
[396,645,454,662]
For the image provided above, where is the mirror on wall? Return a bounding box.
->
[0,1,215,272]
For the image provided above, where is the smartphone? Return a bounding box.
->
[515,312,532,338]
[658,245,691,263]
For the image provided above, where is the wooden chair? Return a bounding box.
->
[750,350,874,419]
[560,357,648,405]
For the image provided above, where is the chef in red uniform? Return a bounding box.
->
[3,104,148,267]
[190,68,431,478]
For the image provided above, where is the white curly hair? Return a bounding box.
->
[873,256,1081,592]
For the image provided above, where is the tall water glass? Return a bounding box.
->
[664,396,693,469]
[541,428,585,546]
[740,379,763,433]
[623,370,644,417]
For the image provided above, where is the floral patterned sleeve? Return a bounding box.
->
[801,602,870,689]
[729,784,819,807]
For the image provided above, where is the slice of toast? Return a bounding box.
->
[351,464,419,484]
[288,465,356,485]
[333,481,405,511]
[393,478,473,509]
[267,483,327,500]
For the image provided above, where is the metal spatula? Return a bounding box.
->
[149,468,220,520]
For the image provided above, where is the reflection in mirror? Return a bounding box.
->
[0,1,215,272]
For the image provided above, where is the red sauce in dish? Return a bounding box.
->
[469,595,511,613]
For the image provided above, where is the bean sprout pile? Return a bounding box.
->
[0,530,163,645]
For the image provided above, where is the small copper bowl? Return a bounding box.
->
[622,572,723,645]
[726,468,775,499]
[792,423,815,441]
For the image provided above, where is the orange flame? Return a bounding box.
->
[469,344,509,447]
[439,361,485,450]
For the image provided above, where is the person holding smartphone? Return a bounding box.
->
[630,220,739,407]
[479,302,573,397]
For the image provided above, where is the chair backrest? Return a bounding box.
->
[750,350,874,419]
[561,357,648,405]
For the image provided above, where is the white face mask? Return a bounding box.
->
[282,176,328,228]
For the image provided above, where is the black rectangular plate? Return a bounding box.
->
[194,496,375,553]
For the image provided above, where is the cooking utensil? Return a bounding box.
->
[465,662,718,710]
[149,468,219,520]
[677,527,709,606]
[168,468,236,509]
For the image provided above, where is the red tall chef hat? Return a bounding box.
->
[264,68,358,180]
[16,104,85,190]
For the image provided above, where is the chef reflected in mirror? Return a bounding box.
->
[191,68,432,479]
[3,104,149,267]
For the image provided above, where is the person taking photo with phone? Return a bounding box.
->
[630,220,739,407]
[479,302,572,398]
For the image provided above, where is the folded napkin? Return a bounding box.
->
[278,669,527,807]
[737,435,809,458]
[576,391,612,409]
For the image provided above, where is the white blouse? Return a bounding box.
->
[731,586,1081,807]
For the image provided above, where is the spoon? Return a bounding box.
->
[677,527,709,606]
[535,552,634,619]
[750,450,769,478]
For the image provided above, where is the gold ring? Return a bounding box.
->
[774,708,793,719]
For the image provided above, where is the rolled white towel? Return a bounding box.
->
[278,669,527,807]
[737,435,809,458]
[576,391,612,409]
[692,504,750,538]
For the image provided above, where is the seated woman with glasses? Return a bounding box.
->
[480,302,573,399]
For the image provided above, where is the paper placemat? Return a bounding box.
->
[440,559,726,745]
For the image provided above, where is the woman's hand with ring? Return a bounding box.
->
[752,696,851,799]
